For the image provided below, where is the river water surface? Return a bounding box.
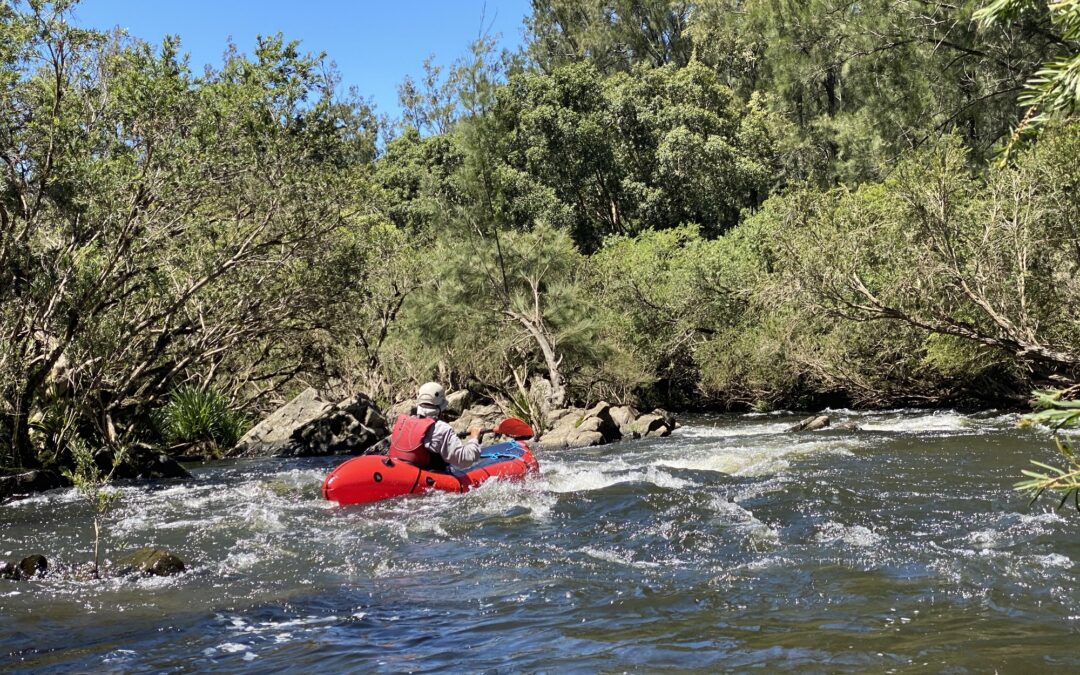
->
[3,410,1080,672]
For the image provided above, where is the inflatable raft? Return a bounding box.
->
[322,440,540,505]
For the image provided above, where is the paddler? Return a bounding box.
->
[388,382,482,471]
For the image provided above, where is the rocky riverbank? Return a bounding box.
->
[227,387,678,458]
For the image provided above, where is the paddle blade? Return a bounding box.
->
[493,416,534,440]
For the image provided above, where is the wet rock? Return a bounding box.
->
[114,548,186,577]
[231,388,333,456]
[18,554,47,578]
[0,469,71,504]
[788,415,831,432]
[0,561,20,580]
[833,421,861,431]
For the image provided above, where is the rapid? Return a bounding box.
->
[3,410,1080,672]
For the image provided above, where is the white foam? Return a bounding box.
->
[1037,553,1073,569]
[658,441,852,477]
[858,412,971,433]
[541,461,689,493]
[814,521,883,548]
[579,546,660,569]
[678,422,793,439]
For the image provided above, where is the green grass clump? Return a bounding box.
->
[159,386,247,450]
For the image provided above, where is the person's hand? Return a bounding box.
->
[467,425,484,440]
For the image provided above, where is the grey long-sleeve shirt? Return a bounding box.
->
[422,419,481,469]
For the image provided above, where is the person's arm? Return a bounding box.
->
[430,420,483,469]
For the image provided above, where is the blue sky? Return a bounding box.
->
[70,0,532,119]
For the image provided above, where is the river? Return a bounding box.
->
[3,410,1079,672]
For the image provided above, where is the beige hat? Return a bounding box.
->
[417,381,448,412]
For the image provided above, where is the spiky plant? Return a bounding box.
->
[1016,387,1080,509]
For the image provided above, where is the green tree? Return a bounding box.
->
[762,125,1080,404]
[492,60,781,249]
[0,3,383,468]
[405,223,602,419]
[977,0,1080,150]
[527,0,694,73]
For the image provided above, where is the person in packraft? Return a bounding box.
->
[388,382,482,471]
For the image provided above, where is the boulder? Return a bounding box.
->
[18,554,47,578]
[450,404,504,436]
[539,402,622,450]
[0,469,71,504]
[114,548,186,577]
[386,399,414,419]
[444,389,479,415]
[277,393,389,457]
[833,421,861,431]
[610,405,641,439]
[231,388,333,456]
[788,415,831,432]
[632,409,677,439]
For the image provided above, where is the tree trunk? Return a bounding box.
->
[507,311,567,410]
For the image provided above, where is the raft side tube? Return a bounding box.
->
[322,440,540,505]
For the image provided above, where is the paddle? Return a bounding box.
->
[458,416,534,441]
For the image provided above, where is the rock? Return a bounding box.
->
[610,405,641,439]
[444,389,478,415]
[833,421,861,431]
[450,404,504,435]
[231,388,333,456]
[0,561,20,580]
[788,415,831,432]
[386,399,414,419]
[276,393,388,457]
[632,409,677,439]
[0,469,71,504]
[539,402,622,450]
[18,554,47,579]
[113,446,192,480]
[114,548,186,577]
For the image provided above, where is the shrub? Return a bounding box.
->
[158,386,247,450]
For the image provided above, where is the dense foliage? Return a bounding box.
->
[2,0,1078,472]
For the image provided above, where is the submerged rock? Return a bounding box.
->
[0,554,49,580]
[0,561,19,580]
[114,548,186,577]
[788,415,831,432]
[19,554,47,578]
[833,421,861,431]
